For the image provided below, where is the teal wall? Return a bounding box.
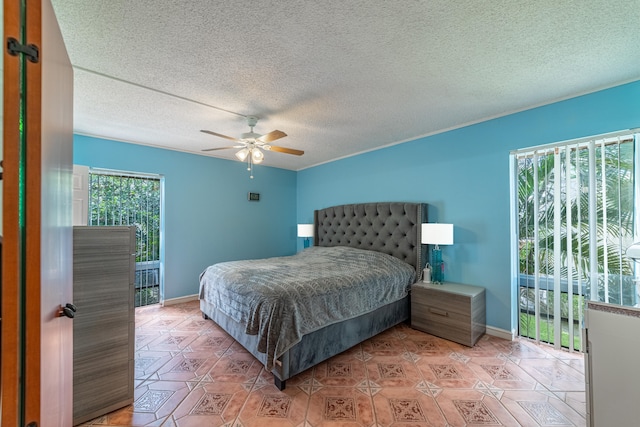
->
[297,80,640,333]
[74,135,298,300]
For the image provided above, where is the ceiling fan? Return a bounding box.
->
[201,116,304,178]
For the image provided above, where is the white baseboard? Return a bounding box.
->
[161,294,199,306]
[485,325,515,341]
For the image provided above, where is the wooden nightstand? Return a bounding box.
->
[411,282,486,346]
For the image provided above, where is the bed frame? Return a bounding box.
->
[200,202,427,389]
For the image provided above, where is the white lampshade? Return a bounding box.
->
[297,224,314,238]
[235,148,249,161]
[251,148,264,164]
[421,223,454,245]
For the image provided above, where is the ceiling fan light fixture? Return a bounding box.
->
[201,115,302,179]
[251,148,264,164]
[235,148,250,161]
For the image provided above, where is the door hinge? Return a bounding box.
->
[7,37,39,63]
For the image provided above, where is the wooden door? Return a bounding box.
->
[1,0,74,426]
[1,0,25,422]
[29,0,74,425]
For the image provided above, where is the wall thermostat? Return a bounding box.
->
[248,192,260,201]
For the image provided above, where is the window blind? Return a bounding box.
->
[512,131,638,350]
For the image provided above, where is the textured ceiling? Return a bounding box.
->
[50,0,640,171]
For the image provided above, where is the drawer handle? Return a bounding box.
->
[429,307,448,317]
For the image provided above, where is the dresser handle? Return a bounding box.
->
[429,307,448,317]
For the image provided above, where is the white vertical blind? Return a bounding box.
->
[533,152,541,342]
[565,145,575,348]
[588,140,599,302]
[553,148,562,348]
[512,130,637,350]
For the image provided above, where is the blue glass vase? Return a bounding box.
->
[431,247,444,283]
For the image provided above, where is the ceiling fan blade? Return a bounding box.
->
[201,146,237,152]
[257,130,287,143]
[201,130,240,142]
[266,145,304,156]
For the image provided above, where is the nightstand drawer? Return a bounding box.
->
[412,289,470,317]
[411,282,486,347]
[412,303,472,343]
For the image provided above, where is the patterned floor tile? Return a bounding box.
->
[306,386,375,427]
[207,349,263,385]
[135,329,164,350]
[146,331,199,352]
[415,356,481,389]
[401,332,454,356]
[155,350,220,382]
[84,302,587,427]
[500,390,585,426]
[372,387,447,426]
[466,357,538,390]
[517,358,585,392]
[365,354,425,388]
[314,352,369,387]
[436,389,520,426]
[142,316,186,331]
[236,383,309,427]
[170,380,250,426]
[173,316,215,332]
[134,350,174,380]
[361,329,407,356]
[254,364,314,391]
[504,340,554,360]
[134,313,159,328]
[554,391,587,418]
[97,380,191,426]
[453,336,513,358]
[158,301,201,316]
[184,330,234,354]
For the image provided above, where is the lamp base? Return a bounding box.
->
[303,238,310,248]
[431,247,444,283]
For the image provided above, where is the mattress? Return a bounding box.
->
[199,245,415,369]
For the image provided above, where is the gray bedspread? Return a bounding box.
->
[199,246,416,370]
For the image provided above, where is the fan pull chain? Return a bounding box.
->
[248,153,254,179]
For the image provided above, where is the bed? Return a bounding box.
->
[199,202,427,390]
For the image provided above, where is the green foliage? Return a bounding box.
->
[520,288,584,319]
[519,289,584,350]
[517,140,635,302]
[516,139,637,349]
[89,174,161,263]
[89,173,162,308]
[519,312,581,350]
[135,287,159,307]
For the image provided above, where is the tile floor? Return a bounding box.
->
[80,300,587,426]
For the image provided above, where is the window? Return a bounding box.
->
[88,169,163,307]
[511,130,638,351]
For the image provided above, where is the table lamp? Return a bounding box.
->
[297,224,314,248]
[421,223,454,283]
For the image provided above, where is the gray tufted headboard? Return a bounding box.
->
[313,202,428,279]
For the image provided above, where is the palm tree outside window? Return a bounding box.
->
[512,131,638,351]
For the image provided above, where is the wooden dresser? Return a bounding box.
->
[411,282,486,346]
[73,226,135,425]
